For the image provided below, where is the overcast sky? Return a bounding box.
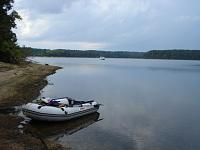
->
[14,0,200,51]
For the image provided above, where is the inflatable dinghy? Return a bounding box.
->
[22,97,101,121]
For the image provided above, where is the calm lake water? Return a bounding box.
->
[32,57,200,150]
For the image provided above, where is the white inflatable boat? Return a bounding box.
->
[22,97,101,121]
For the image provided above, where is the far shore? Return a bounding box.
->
[0,61,65,149]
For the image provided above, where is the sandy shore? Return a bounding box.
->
[0,61,65,150]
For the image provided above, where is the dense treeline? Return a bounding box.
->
[144,50,200,60]
[26,48,144,58]
[0,0,25,63]
[25,48,200,60]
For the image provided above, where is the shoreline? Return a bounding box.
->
[0,61,64,149]
[0,61,61,107]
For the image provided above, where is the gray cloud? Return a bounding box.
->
[14,0,200,51]
[15,0,76,14]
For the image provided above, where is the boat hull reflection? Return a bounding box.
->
[28,112,101,139]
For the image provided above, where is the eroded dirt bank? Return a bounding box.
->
[0,62,61,107]
[0,61,65,150]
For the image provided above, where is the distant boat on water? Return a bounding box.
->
[99,56,105,60]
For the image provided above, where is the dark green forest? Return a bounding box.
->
[144,50,200,60]
[25,48,144,58]
[0,0,26,63]
[25,48,200,60]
